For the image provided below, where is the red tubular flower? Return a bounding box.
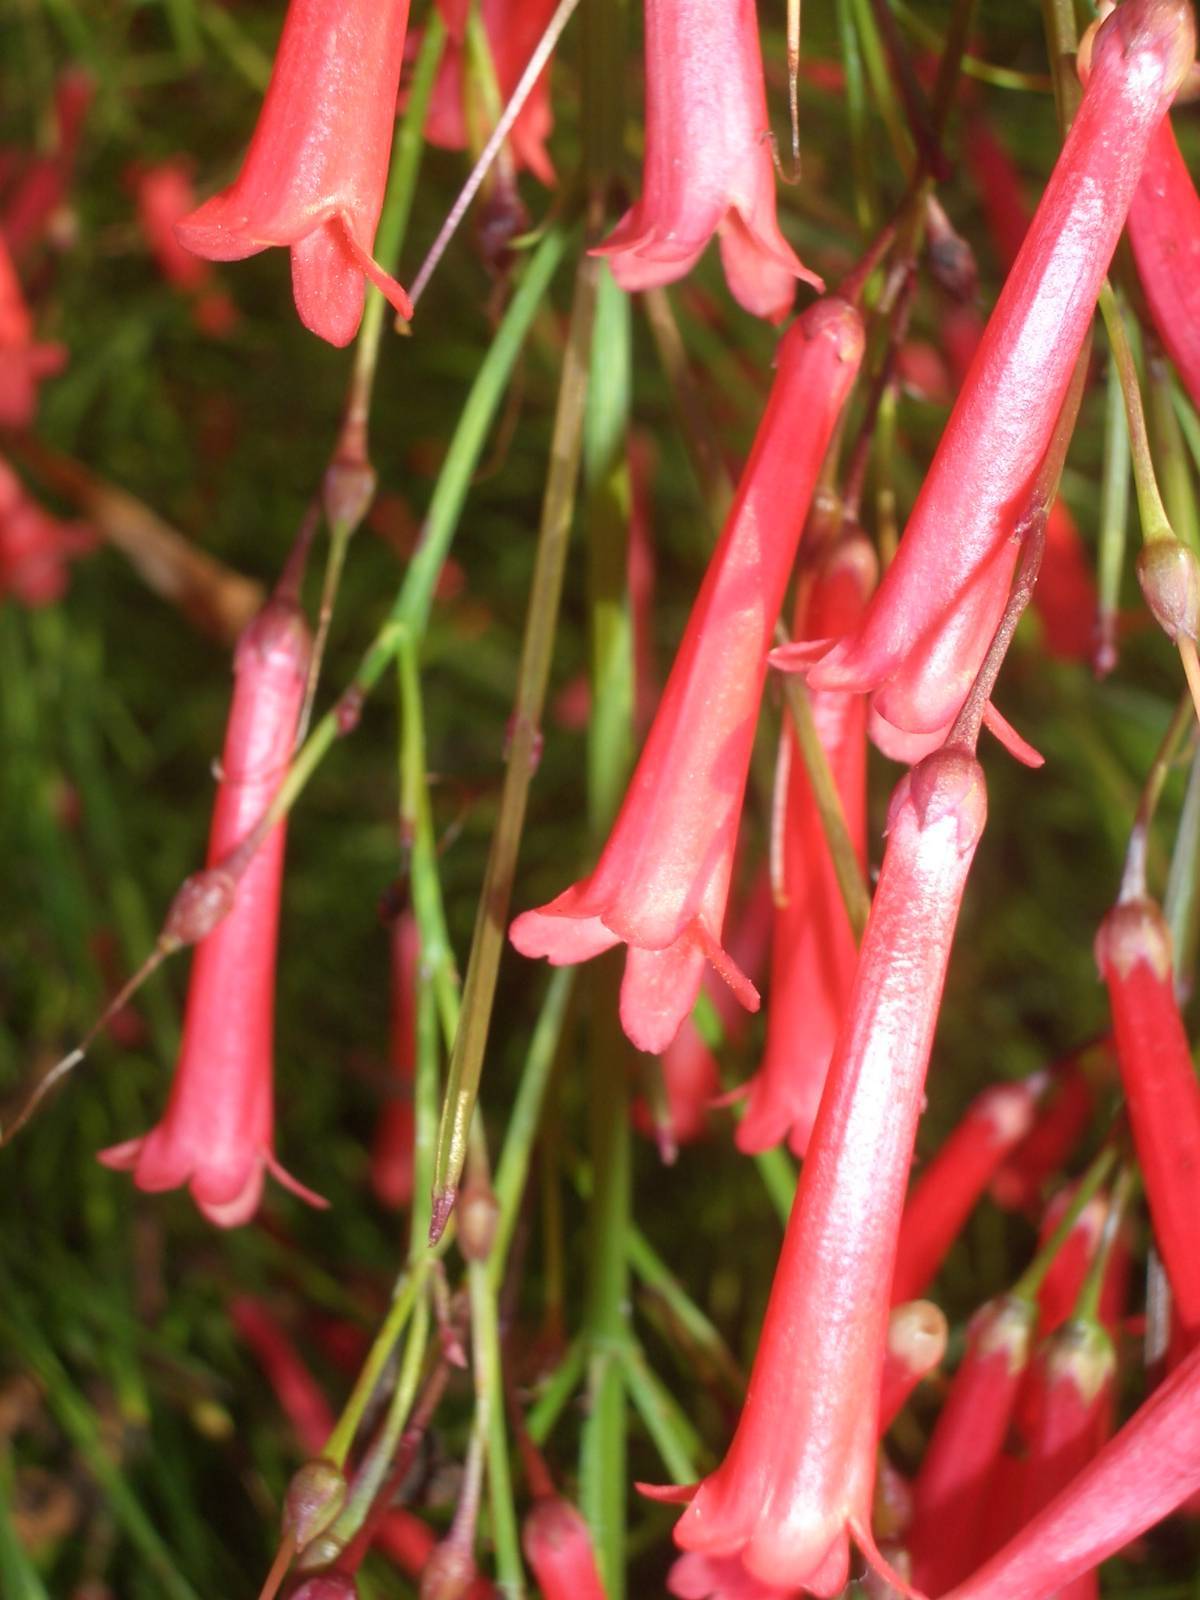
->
[1128,110,1200,413]
[100,596,323,1226]
[806,0,1194,748]
[1014,1321,1117,1577]
[0,459,93,606]
[0,236,66,429]
[1096,896,1200,1336]
[670,748,988,1593]
[593,0,822,322]
[371,908,419,1210]
[176,0,413,346]
[908,1295,1037,1596]
[425,0,558,184]
[990,1050,1103,1213]
[511,299,864,1055]
[521,1497,607,1600]
[941,1335,1200,1600]
[878,1301,948,1434]
[230,1297,334,1456]
[890,1074,1046,1304]
[1,69,92,259]
[737,536,874,1157]
[668,1550,797,1599]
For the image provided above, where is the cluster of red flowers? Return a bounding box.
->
[13,0,1200,1595]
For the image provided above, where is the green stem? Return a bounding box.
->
[527,1339,586,1444]
[641,287,735,533]
[1121,690,1194,902]
[323,1264,429,1469]
[1097,283,1174,547]
[489,967,576,1290]
[626,1229,744,1397]
[777,660,871,941]
[1012,1145,1118,1301]
[620,1342,703,1487]
[429,252,596,1240]
[1146,342,1200,556]
[1097,346,1132,674]
[1040,0,1082,130]
[468,1259,525,1597]
[1165,741,1200,998]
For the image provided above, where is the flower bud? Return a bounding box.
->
[419,1540,477,1600]
[457,1182,500,1263]
[290,1578,357,1600]
[162,864,238,948]
[1137,537,1200,642]
[283,1460,346,1552]
[1094,897,1174,984]
[324,455,377,532]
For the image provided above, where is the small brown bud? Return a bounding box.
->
[1137,537,1200,642]
[419,1540,477,1600]
[324,455,377,533]
[283,1459,347,1552]
[162,865,238,948]
[457,1183,500,1263]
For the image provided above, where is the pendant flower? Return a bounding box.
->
[1128,108,1200,413]
[593,0,822,322]
[511,299,863,1054]
[736,534,874,1157]
[1095,894,1200,1337]
[100,597,323,1226]
[671,749,988,1593]
[176,0,413,347]
[805,0,1195,751]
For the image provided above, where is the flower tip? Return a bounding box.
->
[429,1184,457,1244]
[1136,537,1200,642]
[798,295,866,366]
[907,748,988,848]
[1094,895,1174,981]
[636,1480,698,1504]
[888,1300,949,1378]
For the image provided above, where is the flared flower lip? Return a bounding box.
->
[99,1132,327,1230]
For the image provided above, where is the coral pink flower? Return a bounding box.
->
[0,459,93,606]
[1,69,92,259]
[0,236,66,429]
[132,160,238,335]
[908,1294,1037,1595]
[230,1297,334,1456]
[521,1497,607,1600]
[670,748,988,1593]
[1014,1321,1117,1567]
[806,0,1194,751]
[177,0,413,346]
[1127,109,1200,413]
[511,299,863,1054]
[1096,894,1200,1338]
[668,1550,798,1599]
[736,535,874,1157]
[425,0,559,184]
[100,596,323,1226]
[940,1335,1200,1600]
[593,0,822,321]
[990,1049,1104,1213]
[371,908,419,1210]
[890,1074,1046,1304]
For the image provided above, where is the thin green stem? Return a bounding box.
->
[1097,284,1174,547]
[620,1342,703,1487]
[1098,348,1132,674]
[1146,343,1200,556]
[468,1259,525,1596]
[1012,1145,1118,1301]
[1121,690,1194,902]
[1165,741,1200,998]
[1040,0,1082,130]
[776,657,871,941]
[627,1229,744,1397]
[527,1339,586,1444]
[429,251,596,1240]
[323,1264,429,1469]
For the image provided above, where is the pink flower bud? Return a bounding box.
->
[671,750,987,1593]
[521,1497,606,1600]
[99,598,325,1226]
[593,0,822,321]
[908,1295,1037,1595]
[941,1335,1200,1600]
[878,1301,948,1433]
[1136,537,1200,643]
[1096,895,1200,1335]
[891,1074,1046,1304]
[511,299,863,1055]
[176,0,413,346]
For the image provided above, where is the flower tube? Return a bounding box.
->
[521,1497,607,1600]
[1128,110,1200,413]
[908,1295,1037,1596]
[177,0,412,346]
[806,0,1195,747]
[941,1335,1200,1600]
[370,908,419,1210]
[425,0,559,184]
[593,0,821,321]
[890,1074,1046,1304]
[671,748,988,1592]
[737,534,874,1157]
[100,595,321,1226]
[511,299,863,1055]
[1095,894,1200,1337]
